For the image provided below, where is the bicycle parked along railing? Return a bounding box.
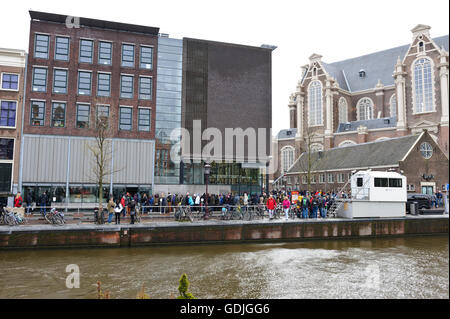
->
[43,208,65,225]
[0,207,26,226]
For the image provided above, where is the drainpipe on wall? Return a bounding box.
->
[18,56,28,194]
[110,139,114,196]
[65,137,71,214]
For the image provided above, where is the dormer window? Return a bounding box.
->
[312,67,318,77]
[384,119,390,125]
[359,69,366,78]
[286,131,292,136]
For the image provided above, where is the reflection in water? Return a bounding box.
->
[0,236,448,299]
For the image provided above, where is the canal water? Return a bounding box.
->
[0,236,448,299]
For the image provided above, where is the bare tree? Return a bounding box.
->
[296,119,322,195]
[86,110,117,224]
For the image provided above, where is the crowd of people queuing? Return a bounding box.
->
[104,189,344,224]
[7,188,448,225]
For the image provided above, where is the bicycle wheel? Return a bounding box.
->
[44,213,52,224]
[55,215,64,225]
[243,210,251,221]
[188,212,194,222]
[5,214,15,226]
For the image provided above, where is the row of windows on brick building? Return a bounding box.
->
[29,101,151,132]
[34,34,153,69]
[30,67,152,100]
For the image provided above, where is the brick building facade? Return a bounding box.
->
[277,131,448,196]
[20,11,159,206]
[272,24,449,194]
[0,48,26,204]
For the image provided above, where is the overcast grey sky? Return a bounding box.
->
[1,0,448,135]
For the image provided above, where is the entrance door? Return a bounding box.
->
[421,186,434,195]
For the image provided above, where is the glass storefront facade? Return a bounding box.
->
[155,36,182,184]
[22,184,153,205]
[182,162,263,195]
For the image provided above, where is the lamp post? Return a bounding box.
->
[282,172,287,195]
[204,162,211,219]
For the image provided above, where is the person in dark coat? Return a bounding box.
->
[40,191,48,216]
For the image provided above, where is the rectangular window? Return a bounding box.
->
[319,174,325,183]
[374,178,388,187]
[119,107,132,130]
[97,73,111,97]
[78,71,92,95]
[98,41,112,65]
[55,36,70,61]
[0,162,13,192]
[138,108,151,132]
[76,104,90,128]
[357,177,363,187]
[0,138,14,160]
[302,175,307,184]
[32,67,47,92]
[97,105,110,120]
[140,46,153,69]
[79,39,93,63]
[51,102,66,127]
[34,34,49,59]
[139,76,152,100]
[121,44,135,68]
[311,175,316,184]
[0,101,16,127]
[53,69,68,94]
[1,73,19,90]
[120,75,134,99]
[388,178,402,188]
[30,101,45,126]
[327,173,334,183]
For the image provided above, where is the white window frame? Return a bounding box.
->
[0,72,20,92]
[308,80,323,127]
[310,143,323,152]
[411,56,436,115]
[281,145,295,174]
[0,99,18,129]
[356,97,374,121]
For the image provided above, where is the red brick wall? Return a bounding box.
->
[24,20,158,139]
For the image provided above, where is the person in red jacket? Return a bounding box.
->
[266,195,276,220]
[14,192,23,208]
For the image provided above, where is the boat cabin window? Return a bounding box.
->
[388,178,402,188]
[374,177,402,188]
[374,178,388,187]
[357,177,363,187]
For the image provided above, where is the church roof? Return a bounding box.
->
[321,35,449,92]
[276,128,297,139]
[336,117,397,133]
[287,133,422,174]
